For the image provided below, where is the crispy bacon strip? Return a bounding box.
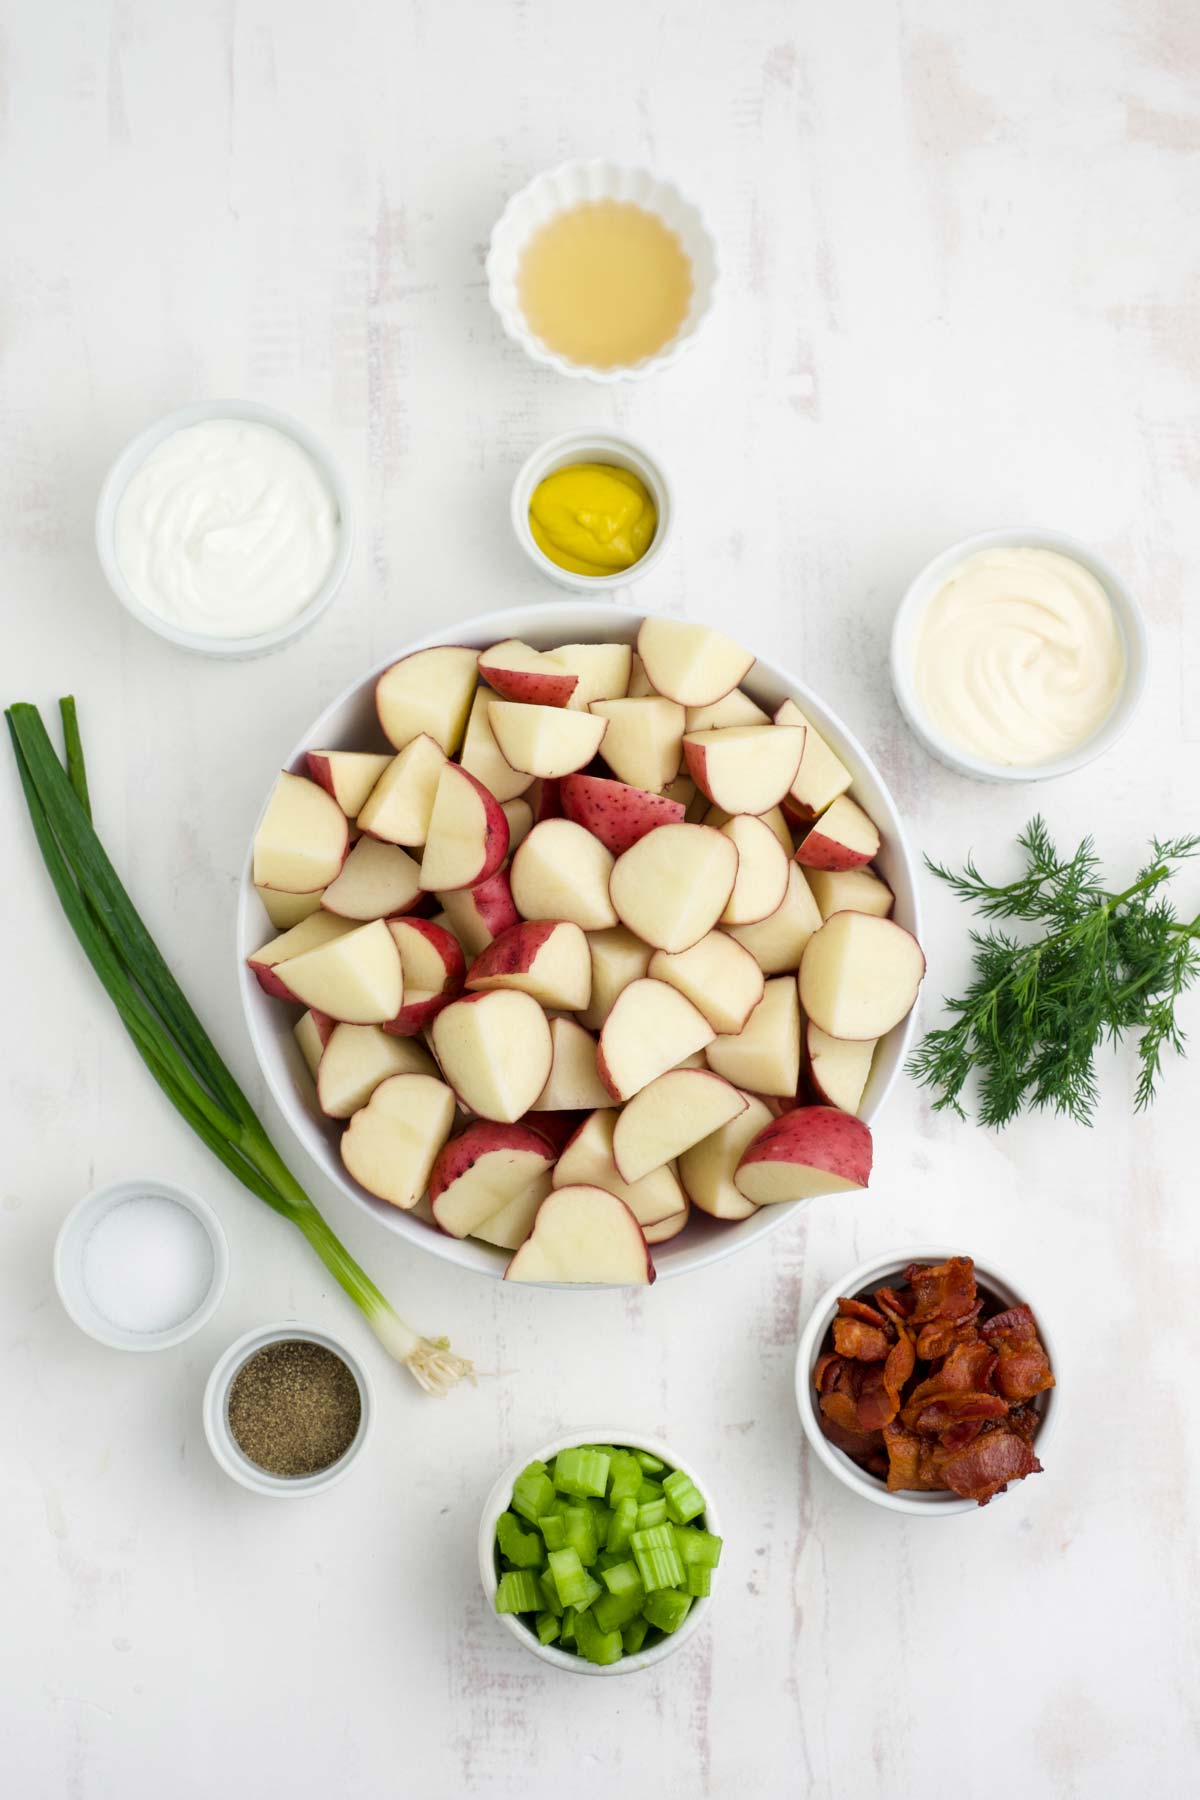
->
[905,1256,976,1324]
[836,1296,891,1329]
[902,1339,997,1416]
[873,1284,914,1324]
[939,1426,1043,1505]
[833,1316,892,1361]
[819,1413,885,1461]
[904,1391,1009,1435]
[914,1306,983,1362]
[981,1304,1055,1401]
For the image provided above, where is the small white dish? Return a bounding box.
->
[95,398,355,660]
[890,526,1148,782]
[54,1177,229,1352]
[202,1321,374,1498]
[486,159,719,382]
[478,1428,720,1675]
[795,1247,1060,1518]
[510,430,673,593]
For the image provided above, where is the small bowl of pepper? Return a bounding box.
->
[203,1322,374,1497]
[511,429,673,592]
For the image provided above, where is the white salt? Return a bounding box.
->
[82,1194,215,1334]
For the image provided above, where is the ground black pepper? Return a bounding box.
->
[227,1339,361,1477]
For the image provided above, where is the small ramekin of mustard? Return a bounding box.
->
[511,430,672,592]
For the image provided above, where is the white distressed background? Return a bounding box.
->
[2,2,1198,1795]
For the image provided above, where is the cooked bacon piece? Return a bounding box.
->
[882,1421,941,1491]
[905,1255,976,1323]
[819,1389,863,1435]
[833,1316,892,1361]
[904,1391,1009,1435]
[819,1413,885,1461]
[939,1426,1043,1505]
[836,1296,891,1330]
[914,1306,983,1361]
[855,1363,900,1432]
[903,1339,997,1416]
[981,1304,1056,1401]
[1006,1405,1040,1443]
[883,1329,915,1403]
[938,1418,985,1454]
[813,1351,842,1395]
[873,1284,914,1324]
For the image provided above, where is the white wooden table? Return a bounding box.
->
[4,3,1198,1795]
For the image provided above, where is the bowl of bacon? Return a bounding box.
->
[795,1248,1058,1515]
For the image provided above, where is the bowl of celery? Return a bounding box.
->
[479,1430,723,1673]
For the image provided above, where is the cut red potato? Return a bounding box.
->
[609,823,739,953]
[356,735,445,846]
[532,1018,613,1110]
[340,1071,456,1210]
[256,884,325,931]
[252,772,349,894]
[322,837,422,921]
[521,1110,586,1155]
[505,1184,655,1286]
[774,698,852,820]
[577,926,653,1032]
[662,772,698,813]
[274,918,404,1024]
[685,688,770,732]
[487,701,607,779]
[799,911,925,1040]
[293,1008,335,1078]
[648,931,764,1035]
[718,814,790,926]
[643,1206,690,1244]
[478,639,578,707]
[612,1068,748,1183]
[431,990,553,1121]
[793,794,881,871]
[459,687,535,804]
[553,1109,686,1232]
[466,920,591,1011]
[705,802,792,857]
[555,642,633,711]
[805,864,894,921]
[734,1104,872,1203]
[384,917,466,1034]
[501,797,533,851]
[636,617,755,707]
[683,725,806,816]
[705,976,801,1096]
[437,867,520,956]
[529,778,564,821]
[305,750,392,819]
[588,696,685,792]
[597,977,715,1101]
[247,911,356,1000]
[429,1121,555,1238]
[559,773,685,855]
[471,1181,553,1252]
[677,1091,772,1221]
[806,1022,877,1115]
[510,820,617,931]
[626,653,656,697]
[317,1023,437,1118]
[726,862,823,974]
[419,763,509,892]
[375,645,479,755]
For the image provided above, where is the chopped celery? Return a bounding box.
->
[497,1511,544,1568]
[621,1618,649,1655]
[635,1450,665,1474]
[548,1546,591,1607]
[559,1606,577,1645]
[601,1559,643,1598]
[608,1497,637,1554]
[672,1525,723,1568]
[637,1479,664,1504]
[685,1564,711,1598]
[563,1506,599,1567]
[538,1514,567,1551]
[495,1570,542,1615]
[538,1571,563,1616]
[607,1450,642,1505]
[511,1466,555,1524]
[631,1525,685,1593]
[576,1572,603,1611]
[573,1606,623,1666]
[593,1584,646,1632]
[637,1498,668,1530]
[553,1446,611,1499]
[595,1549,624,1572]
[642,1589,692,1634]
[587,1497,613,1546]
[663,1469,706,1525]
[536,1612,560,1646]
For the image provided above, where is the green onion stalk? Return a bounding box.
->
[6,700,472,1395]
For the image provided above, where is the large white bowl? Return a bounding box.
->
[237,602,923,1283]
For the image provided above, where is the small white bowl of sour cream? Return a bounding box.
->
[95,399,355,660]
[890,527,1148,782]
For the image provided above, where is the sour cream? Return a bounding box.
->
[114,419,340,639]
[913,547,1126,767]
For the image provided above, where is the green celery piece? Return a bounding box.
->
[608,1496,637,1554]
[559,1606,577,1646]
[538,1571,563,1617]
[672,1525,723,1568]
[553,1446,611,1499]
[563,1506,599,1567]
[495,1570,542,1614]
[686,1564,712,1598]
[635,1450,665,1474]
[621,1618,649,1656]
[663,1469,706,1525]
[536,1612,560,1646]
[642,1589,692,1634]
[526,1460,548,1475]
[587,1498,613,1547]
[631,1525,684,1593]
[592,1585,645,1633]
[548,1547,590,1608]
[607,1449,642,1505]
[539,1514,567,1551]
[601,1560,642,1599]
[511,1466,556,1524]
[577,1573,603,1611]
[632,1523,675,1551]
[496,1511,544,1569]
[637,1479,664,1503]
[573,1606,624,1666]
[637,1498,668,1530]
[594,1549,623,1572]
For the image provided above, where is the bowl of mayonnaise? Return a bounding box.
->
[96,399,354,658]
[890,526,1148,782]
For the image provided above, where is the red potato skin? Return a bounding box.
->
[478,654,578,709]
[521,1109,585,1155]
[304,752,344,806]
[249,957,303,1002]
[681,734,804,812]
[465,920,558,986]
[529,778,564,822]
[429,1120,554,1223]
[792,809,879,873]
[383,918,466,1036]
[735,1105,872,1190]
[559,774,685,856]
[455,866,521,943]
[309,1009,336,1048]
[448,765,510,887]
[594,1041,622,1104]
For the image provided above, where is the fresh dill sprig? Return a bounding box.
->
[907,817,1200,1127]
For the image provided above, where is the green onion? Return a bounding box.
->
[5,700,472,1395]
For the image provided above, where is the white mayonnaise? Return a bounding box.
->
[914,547,1125,766]
[114,419,340,639]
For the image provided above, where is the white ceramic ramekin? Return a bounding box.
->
[203,1321,374,1498]
[795,1247,1059,1518]
[890,526,1148,782]
[510,430,673,593]
[95,398,355,660]
[478,1429,720,1675]
[54,1177,229,1352]
[486,159,720,382]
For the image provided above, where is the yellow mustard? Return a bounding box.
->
[529,463,657,577]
